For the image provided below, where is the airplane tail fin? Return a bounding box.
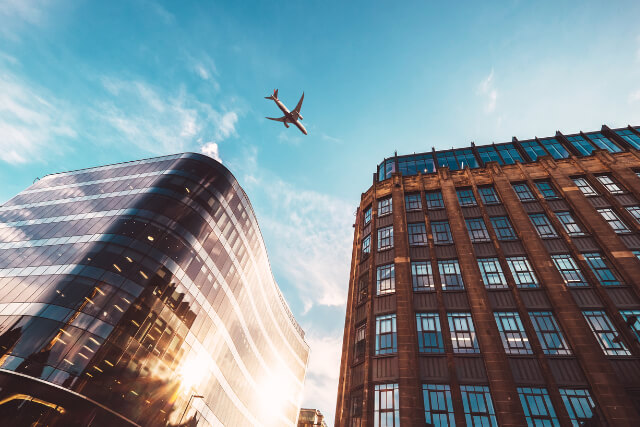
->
[264,89,278,100]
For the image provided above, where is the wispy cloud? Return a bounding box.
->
[477,69,498,114]
[201,141,222,162]
[0,0,51,40]
[0,61,76,164]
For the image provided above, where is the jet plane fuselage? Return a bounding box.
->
[265,90,307,135]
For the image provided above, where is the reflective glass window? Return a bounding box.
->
[521,140,547,161]
[567,135,595,156]
[615,129,640,150]
[378,197,393,216]
[535,181,559,199]
[376,264,395,295]
[423,384,455,426]
[490,216,517,240]
[587,132,622,153]
[478,186,500,205]
[497,144,524,164]
[425,191,444,210]
[494,312,532,354]
[477,258,508,289]
[560,389,596,427]
[364,206,372,225]
[625,206,640,224]
[416,313,444,353]
[460,385,497,426]
[513,183,535,201]
[572,177,598,196]
[436,151,459,170]
[596,175,624,194]
[597,208,630,233]
[455,149,479,169]
[354,323,366,361]
[432,221,453,245]
[551,254,589,287]
[477,146,503,165]
[377,225,394,251]
[438,260,464,290]
[530,311,572,355]
[362,235,371,256]
[555,211,585,236]
[540,138,570,159]
[374,383,400,427]
[375,314,397,355]
[408,223,428,246]
[405,193,422,211]
[447,313,479,353]
[583,310,630,356]
[466,218,490,242]
[518,387,559,426]
[506,256,539,288]
[412,261,435,291]
[529,213,558,238]
[457,188,477,207]
[620,310,640,341]
[583,252,622,286]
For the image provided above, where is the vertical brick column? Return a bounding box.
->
[439,170,527,426]
[391,173,424,423]
[492,170,640,425]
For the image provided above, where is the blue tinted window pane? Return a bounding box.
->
[494,312,532,354]
[520,140,547,161]
[540,138,570,159]
[497,144,524,164]
[587,132,622,153]
[416,313,444,353]
[615,129,640,150]
[530,311,572,355]
[518,387,560,426]
[560,389,596,426]
[583,310,630,356]
[567,135,594,156]
[477,146,503,165]
[460,385,497,426]
[436,151,459,170]
[423,384,455,426]
[455,149,479,169]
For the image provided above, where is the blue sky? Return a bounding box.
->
[1,1,640,424]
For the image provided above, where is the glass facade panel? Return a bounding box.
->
[530,311,572,355]
[615,129,640,149]
[416,313,444,353]
[517,387,559,426]
[447,313,479,353]
[567,135,595,156]
[587,132,622,153]
[477,146,503,165]
[494,312,532,355]
[460,385,497,426]
[497,144,524,164]
[583,310,630,356]
[423,384,455,426]
[540,138,570,159]
[521,140,547,161]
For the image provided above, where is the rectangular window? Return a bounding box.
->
[376,264,395,295]
[540,138,570,159]
[374,383,400,427]
[437,150,459,170]
[378,197,393,216]
[375,314,397,355]
[597,208,630,233]
[438,260,464,290]
[362,235,371,256]
[506,256,539,288]
[432,221,453,245]
[377,225,394,251]
[478,186,500,205]
[560,389,596,427]
[408,222,428,246]
[412,261,434,291]
[615,129,640,150]
[535,181,559,199]
[425,191,444,210]
[466,218,491,242]
[477,146,503,165]
[626,206,640,224]
[447,312,479,353]
[587,132,622,153]
[478,258,508,289]
[572,177,598,196]
[567,135,595,156]
[460,385,497,426]
[529,213,558,238]
[457,188,477,207]
[596,175,624,194]
[530,311,572,355]
[354,324,366,361]
[513,183,535,201]
[364,206,372,225]
[455,149,479,169]
[551,254,589,287]
[583,310,630,356]
[416,313,444,353]
[521,140,548,161]
[350,392,364,427]
[497,143,524,164]
[423,384,455,426]
[405,193,422,211]
[494,312,533,354]
[583,252,622,286]
[490,216,517,240]
[620,310,640,341]
[357,278,368,303]
[518,387,559,426]
[555,211,585,236]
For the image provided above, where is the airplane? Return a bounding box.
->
[265,89,307,135]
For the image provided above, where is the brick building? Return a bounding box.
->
[335,125,640,426]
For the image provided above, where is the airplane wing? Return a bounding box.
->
[266,116,287,122]
[292,92,304,114]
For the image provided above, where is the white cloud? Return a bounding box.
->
[302,331,343,426]
[0,66,76,164]
[477,69,498,114]
[0,0,51,40]
[201,141,221,162]
[214,111,238,140]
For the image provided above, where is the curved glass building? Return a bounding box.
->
[0,153,309,426]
